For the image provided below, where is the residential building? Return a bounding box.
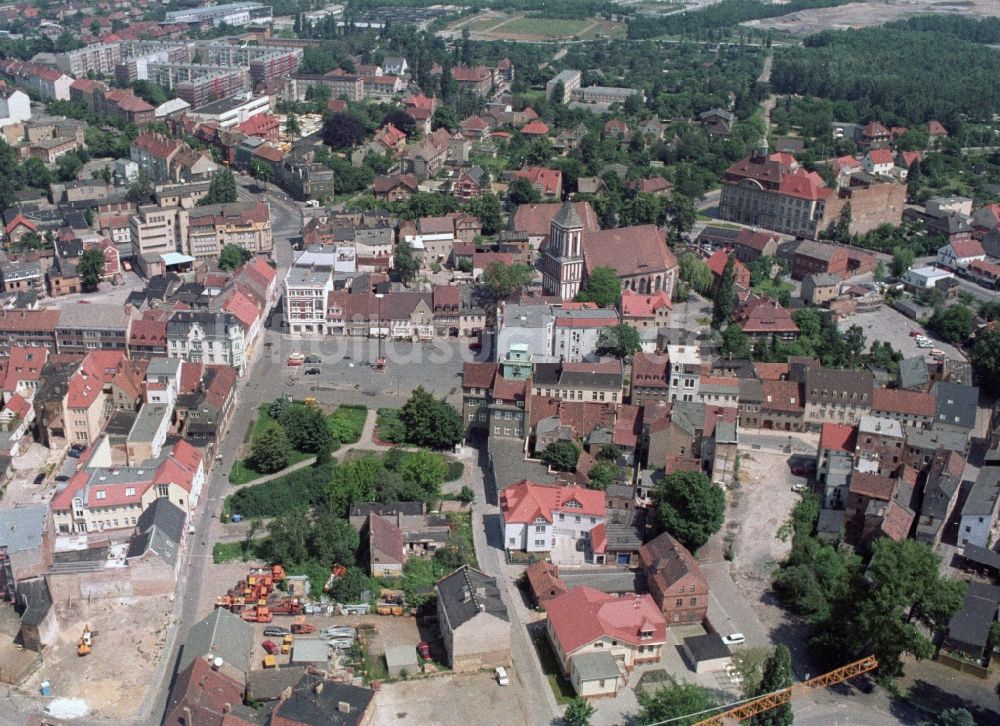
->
[269,673,376,726]
[186,94,271,129]
[801,273,841,306]
[283,263,333,336]
[620,290,671,334]
[942,583,1000,663]
[185,201,272,261]
[166,311,246,374]
[733,295,799,343]
[435,565,510,672]
[546,69,582,103]
[938,239,986,270]
[870,388,936,429]
[0,87,30,128]
[666,343,701,403]
[802,368,874,427]
[915,450,965,548]
[545,587,666,698]
[639,531,709,625]
[792,240,849,281]
[933,382,979,436]
[50,439,204,535]
[552,307,620,363]
[959,463,1000,548]
[500,480,605,562]
[531,360,623,404]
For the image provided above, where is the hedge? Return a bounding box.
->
[227,463,334,519]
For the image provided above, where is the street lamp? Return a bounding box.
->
[374,293,385,370]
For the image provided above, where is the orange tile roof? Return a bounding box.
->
[500,480,605,524]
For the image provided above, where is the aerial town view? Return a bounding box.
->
[3,0,1000,725]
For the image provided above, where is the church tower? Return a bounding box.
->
[542,201,584,300]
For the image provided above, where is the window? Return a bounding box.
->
[593,642,603,648]
[95,491,106,500]
[675,598,683,607]
[534,539,546,546]
[509,537,516,545]
[575,516,581,523]
[535,525,545,533]
[690,598,697,607]
[559,513,565,521]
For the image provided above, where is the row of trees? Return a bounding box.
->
[773,494,964,678]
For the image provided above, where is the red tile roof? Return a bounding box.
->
[631,352,669,388]
[583,225,677,279]
[753,362,788,381]
[819,423,857,452]
[500,480,605,524]
[545,587,666,654]
[927,120,948,137]
[621,290,671,317]
[521,119,550,136]
[512,166,561,196]
[5,214,36,234]
[778,167,832,201]
[222,290,260,331]
[871,388,936,418]
[881,499,915,541]
[867,148,894,166]
[511,202,599,238]
[850,472,895,501]
[128,319,166,347]
[613,404,642,448]
[525,561,567,604]
[65,351,126,410]
[463,362,497,390]
[947,239,985,260]
[735,297,799,334]
[761,380,803,412]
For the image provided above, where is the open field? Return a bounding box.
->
[745,0,1000,36]
[443,12,624,41]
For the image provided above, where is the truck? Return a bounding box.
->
[290,622,316,634]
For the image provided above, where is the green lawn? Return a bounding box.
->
[212,540,268,564]
[228,450,312,486]
[530,631,576,704]
[327,404,367,444]
[494,17,590,38]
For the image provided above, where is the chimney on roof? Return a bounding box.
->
[338,701,351,714]
[314,681,324,695]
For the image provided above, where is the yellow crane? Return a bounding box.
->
[691,655,878,726]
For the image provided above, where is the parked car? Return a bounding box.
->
[722,633,746,646]
[495,666,509,686]
[930,348,946,357]
[262,640,279,654]
[304,355,321,363]
[66,449,81,459]
[469,340,482,351]
[263,626,290,637]
[54,475,69,482]
[71,443,86,452]
[33,473,45,486]
[792,482,808,493]
[304,367,321,375]
[328,638,354,651]
[417,641,431,660]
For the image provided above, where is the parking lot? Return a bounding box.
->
[267,338,476,409]
[838,306,963,362]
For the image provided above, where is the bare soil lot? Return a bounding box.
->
[373,671,533,726]
[21,597,172,720]
[745,0,1000,35]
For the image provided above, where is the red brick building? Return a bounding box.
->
[640,531,709,625]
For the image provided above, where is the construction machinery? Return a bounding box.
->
[281,634,293,655]
[269,597,304,616]
[262,654,277,669]
[239,605,273,623]
[291,616,315,635]
[692,655,878,726]
[376,589,405,616]
[77,625,95,657]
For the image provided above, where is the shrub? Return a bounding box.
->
[377,408,407,443]
[445,461,465,482]
[227,463,334,519]
[327,404,367,444]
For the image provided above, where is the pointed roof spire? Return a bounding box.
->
[552,201,582,230]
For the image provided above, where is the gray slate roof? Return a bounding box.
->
[178,608,254,676]
[933,381,978,431]
[897,357,929,390]
[271,672,374,726]
[0,505,48,553]
[571,650,620,681]
[436,565,508,629]
[127,498,185,565]
[683,633,731,662]
[947,582,1000,649]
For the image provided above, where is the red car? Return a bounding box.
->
[417,641,431,660]
[262,639,278,655]
[469,340,482,351]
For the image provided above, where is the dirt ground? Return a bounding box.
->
[373,671,533,726]
[20,597,173,720]
[745,0,1000,35]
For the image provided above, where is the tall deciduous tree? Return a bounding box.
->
[576,267,622,308]
[393,240,420,285]
[891,247,915,277]
[399,387,463,450]
[249,422,293,474]
[508,176,541,205]
[480,262,533,302]
[750,646,793,726]
[77,248,105,291]
[636,682,717,726]
[597,323,642,360]
[278,404,335,453]
[563,698,596,726]
[653,471,725,552]
[309,513,359,566]
[464,193,502,235]
[219,244,252,271]
[540,441,580,472]
[199,167,238,205]
[666,192,697,243]
[927,304,974,343]
[712,257,736,329]
[322,112,368,149]
[972,325,1000,395]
